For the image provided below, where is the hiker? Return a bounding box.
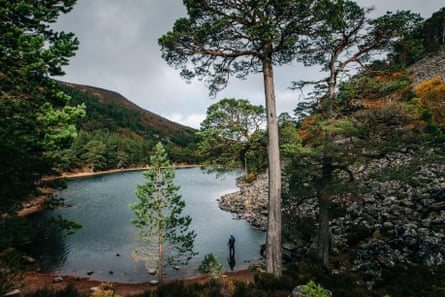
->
[228,233,235,257]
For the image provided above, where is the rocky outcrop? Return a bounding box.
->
[219,149,445,284]
[218,174,269,230]
[408,47,445,87]
[288,149,444,282]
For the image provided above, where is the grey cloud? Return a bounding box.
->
[54,0,444,128]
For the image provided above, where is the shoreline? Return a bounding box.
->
[17,268,256,295]
[14,166,263,294]
[18,165,203,217]
[43,164,203,181]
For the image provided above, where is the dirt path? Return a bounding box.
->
[17,270,256,296]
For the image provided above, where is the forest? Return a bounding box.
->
[1,0,444,296]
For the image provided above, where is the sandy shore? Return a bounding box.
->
[44,164,201,180]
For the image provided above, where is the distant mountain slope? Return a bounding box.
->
[59,81,197,147]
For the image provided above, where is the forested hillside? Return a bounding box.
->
[56,82,200,172]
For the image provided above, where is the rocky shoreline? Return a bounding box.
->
[218,173,269,231]
[217,149,445,284]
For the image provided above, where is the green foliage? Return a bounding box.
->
[415,77,445,133]
[0,0,85,213]
[160,0,327,277]
[295,0,421,117]
[197,98,267,174]
[299,281,331,297]
[336,70,412,115]
[58,83,200,168]
[62,130,155,171]
[198,253,224,278]
[422,8,445,53]
[130,142,197,281]
[393,7,445,65]
[159,1,318,95]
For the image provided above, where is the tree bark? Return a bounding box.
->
[317,194,330,267]
[317,160,332,267]
[159,227,164,282]
[263,56,282,278]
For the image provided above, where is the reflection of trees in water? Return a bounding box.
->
[27,212,74,272]
[24,169,266,282]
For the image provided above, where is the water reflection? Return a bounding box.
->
[30,168,265,283]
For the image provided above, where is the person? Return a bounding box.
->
[228,233,235,257]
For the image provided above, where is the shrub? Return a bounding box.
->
[299,281,331,297]
[198,253,224,278]
[246,173,256,183]
[155,282,205,297]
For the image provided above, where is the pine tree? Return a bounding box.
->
[159,0,321,277]
[130,142,197,282]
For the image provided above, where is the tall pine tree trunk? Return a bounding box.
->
[158,227,164,282]
[317,159,332,267]
[317,194,330,267]
[157,168,164,282]
[263,55,282,278]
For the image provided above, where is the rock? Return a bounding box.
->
[149,280,159,286]
[22,256,36,264]
[282,242,297,251]
[90,287,99,292]
[87,270,94,276]
[52,276,63,283]
[432,201,445,211]
[218,149,445,285]
[3,289,20,297]
[147,269,157,275]
[173,265,180,270]
[218,173,269,230]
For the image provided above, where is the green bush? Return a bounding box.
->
[300,281,331,297]
[198,253,225,278]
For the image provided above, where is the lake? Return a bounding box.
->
[30,167,265,283]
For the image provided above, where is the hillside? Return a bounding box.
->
[53,82,200,171]
[408,47,445,87]
[59,81,197,146]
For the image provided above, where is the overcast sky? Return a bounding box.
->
[52,1,444,129]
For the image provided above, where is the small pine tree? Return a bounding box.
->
[129,142,197,282]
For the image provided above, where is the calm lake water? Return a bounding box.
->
[30,168,265,283]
